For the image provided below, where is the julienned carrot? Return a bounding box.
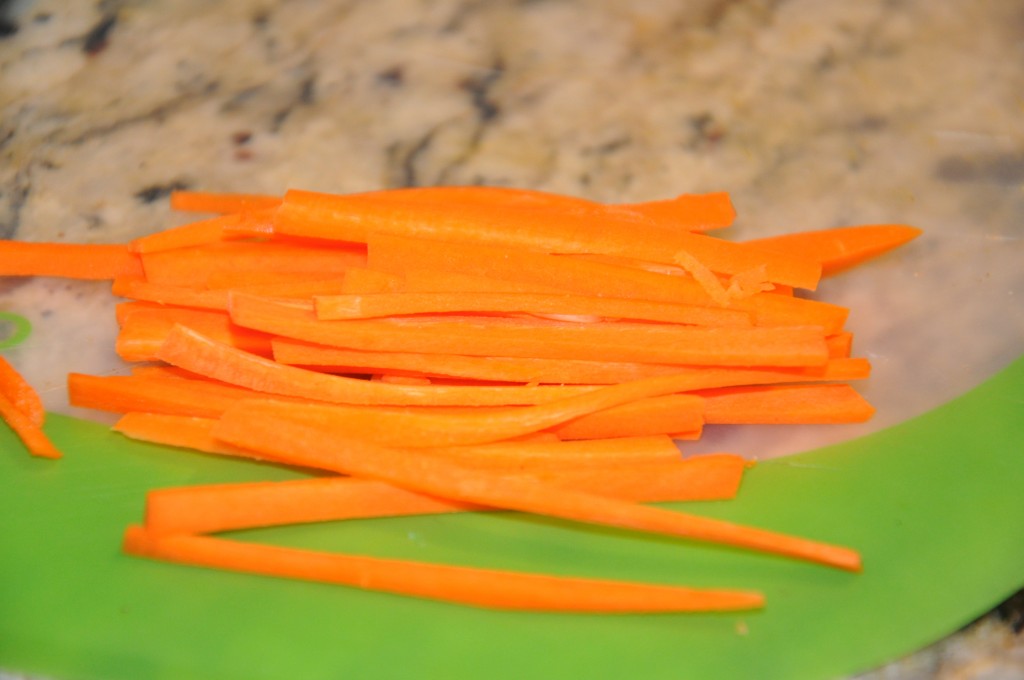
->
[747,225,923,276]
[141,454,747,535]
[615,192,735,232]
[551,394,704,440]
[123,526,764,612]
[699,384,876,424]
[114,278,351,313]
[827,332,854,358]
[366,233,848,333]
[0,356,45,429]
[274,190,820,289]
[115,305,273,362]
[114,412,689,470]
[0,392,61,459]
[0,242,142,280]
[153,338,710,447]
[169,190,282,214]
[212,410,862,571]
[271,339,870,386]
[313,291,752,327]
[140,241,367,287]
[129,213,243,254]
[230,294,831,367]
[156,324,598,408]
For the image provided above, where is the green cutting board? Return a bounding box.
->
[2,356,1023,680]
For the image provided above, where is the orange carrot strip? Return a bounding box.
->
[140,454,746,535]
[550,394,705,440]
[747,224,923,276]
[614,192,735,232]
[140,241,366,287]
[0,392,61,459]
[0,242,142,280]
[157,324,599,408]
[272,340,870,386]
[275,189,820,289]
[827,332,854,358]
[129,213,243,254]
[115,305,273,362]
[367,234,847,332]
[212,412,862,571]
[202,371,704,448]
[0,356,45,428]
[115,279,231,310]
[339,267,404,294]
[699,384,876,424]
[314,291,751,327]
[123,526,764,612]
[169,190,282,214]
[231,294,830,367]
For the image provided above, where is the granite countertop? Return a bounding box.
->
[1,0,1022,678]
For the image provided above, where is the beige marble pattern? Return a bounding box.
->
[1,0,1022,678]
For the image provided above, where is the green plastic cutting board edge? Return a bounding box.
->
[2,355,1023,680]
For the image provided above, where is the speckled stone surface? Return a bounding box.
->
[1,0,1022,677]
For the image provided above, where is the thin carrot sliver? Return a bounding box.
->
[275,190,821,289]
[231,294,830,367]
[123,526,764,612]
[747,224,923,276]
[0,392,61,459]
[140,454,746,536]
[169,190,282,214]
[0,242,142,280]
[314,291,751,327]
[129,213,242,254]
[698,384,876,424]
[615,192,735,232]
[550,394,705,440]
[212,411,862,571]
[115,305,273,362]
[0,356,45,428]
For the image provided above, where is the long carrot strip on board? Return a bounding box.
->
[699,384,876,424]
[747,224,923,276]
[114,412,689,470]
[140,454,747,536]
[123,526,764,612]
[365,233,848,333]
[0,356,45,429]
[271,339,870,386]
[211,409,862,571]
[550,394,705,440]
[139,240,367,287]
[129,213,243,254]
[313,291,751,327]
[169,190,282,214]
[0,242,142,280]
[614,192,735,232]
[230,294,831,367]
[273,189,820,289]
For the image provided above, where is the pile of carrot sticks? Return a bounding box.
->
[0,185,921,612]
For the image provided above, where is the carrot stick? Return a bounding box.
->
[339,267,404,294]
[366,234,847,332]
[0,242,142,280]
[550,394,705,440]
[0,392,61,459]
[615,192,735,232]
[274,190,821,289]
[169,190,282,214]
[0,356,45,428]
[272,339,868,386]
[699,384,876,424]
[140,454,746,535]
[313,291,751,327]
[156,324,597,408]
[230,294,831,367]
[212,411,862,571]
[747,224,923,276]
[129,213,243,254]
[115,305,273,362]
[123,526,764,612]
[827,332,854,358]
[140,241,367,287]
